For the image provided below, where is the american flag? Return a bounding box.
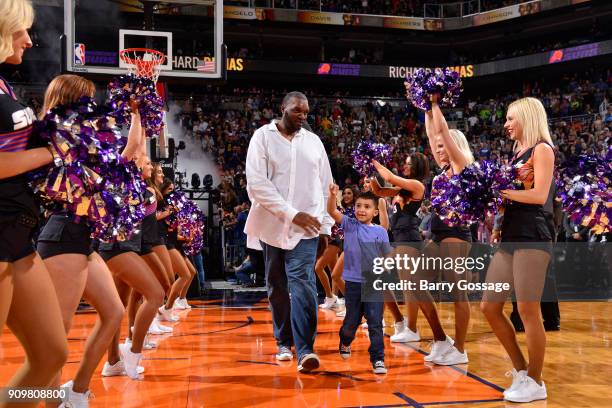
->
[197,59,215,73]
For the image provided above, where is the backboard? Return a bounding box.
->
[63,0,223,79]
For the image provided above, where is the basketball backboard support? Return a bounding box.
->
[63,0,223,79]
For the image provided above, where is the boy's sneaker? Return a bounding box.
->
[275,345,293,361]
[335,308,346,317]
[297,353,320,373]
[319,296,338,309]
[424,336,454,362]
[503,368,528,397]
[432,345,468,365]
[101,360,144,377]
[504,376,547,403]
[372,360,388,374]
[339,343,351,360]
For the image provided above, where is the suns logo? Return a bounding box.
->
[12,107,35,130]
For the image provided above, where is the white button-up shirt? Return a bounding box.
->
[244,121,334,250]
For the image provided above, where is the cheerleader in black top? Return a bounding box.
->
[371,152,430,343]
[156,178,197,313]
[96,119,165,381]
[0,1,68,401]
[35,75,134,404]
[123,156,177,344]
[139,158,172,292]
[150,163,175,286]
[480,97,555,403]
[419,96,474,366]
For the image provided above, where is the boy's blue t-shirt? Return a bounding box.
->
[341,215,392,283]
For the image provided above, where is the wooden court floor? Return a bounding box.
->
[1,294,611,408]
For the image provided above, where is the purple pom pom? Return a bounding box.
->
[108,74,164,138]
[556,150,611,235]
[480,160,519,215]
[431,161,519,227]
[182,205,206,256]
[351,141,393,177]
[88,161,147,242]
[405,68,462,111]
[164,191,206,254]
[29,97,145,242]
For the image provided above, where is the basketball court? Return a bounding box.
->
[2,293,610,407]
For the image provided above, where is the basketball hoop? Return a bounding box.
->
[119,48,166,84]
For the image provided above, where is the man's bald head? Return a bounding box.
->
[282,91,307,107]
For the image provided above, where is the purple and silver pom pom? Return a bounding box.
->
[108,74,164,138]
[405,68,462,111]
[28,97,145,242]
[431,161,519,227]
[351,141,393,177]
[556,151,611,235]
[165,193,206,255]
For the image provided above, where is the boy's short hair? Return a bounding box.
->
[356,191,379,208]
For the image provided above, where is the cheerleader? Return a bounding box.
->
[124,156,176,344]
[151,163,176,287]
[138,157,173,293]
[370,152,430,343]
[97,118,165,380]
[35,75,132,407]
[480,97,555,403]
[156,178,195,314]
[419,96,474,365]
[0,2,68,405]
[317,186,356,310]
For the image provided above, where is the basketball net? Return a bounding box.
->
[119,48,166,84]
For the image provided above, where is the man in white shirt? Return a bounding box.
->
[245,92,334,373]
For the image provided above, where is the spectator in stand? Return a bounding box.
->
[219,180,238,212]
[233,203,249,262]
[10,68,609,231]
[605,105,612,124]
[478,142,492,160]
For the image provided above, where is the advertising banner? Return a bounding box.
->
[225,40,609,79]
[297,11,345,25]
[223,6,257,20]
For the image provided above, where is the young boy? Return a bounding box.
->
[327,184,392,374]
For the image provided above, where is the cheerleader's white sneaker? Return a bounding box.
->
[424,336,454,362]
[504,375,547,403]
